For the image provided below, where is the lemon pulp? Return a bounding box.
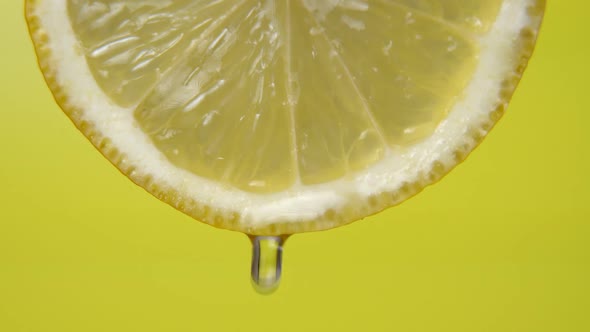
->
[66,0,501,193]
[28,0,544,233]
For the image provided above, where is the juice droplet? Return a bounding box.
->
[250,236,286,294]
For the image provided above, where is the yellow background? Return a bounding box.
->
[1,1,588,331]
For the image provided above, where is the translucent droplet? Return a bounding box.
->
[250,235,287,294]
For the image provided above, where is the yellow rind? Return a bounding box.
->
[25,0,545,235]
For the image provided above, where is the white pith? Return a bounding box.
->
[31,0,538,229]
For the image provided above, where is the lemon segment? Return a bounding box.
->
[288,2,388,185]
[303,1,481,147]
[132,2,297,193]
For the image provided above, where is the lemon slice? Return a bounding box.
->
[26,0,544,235]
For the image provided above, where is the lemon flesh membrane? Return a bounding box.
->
[66,0,500,192]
